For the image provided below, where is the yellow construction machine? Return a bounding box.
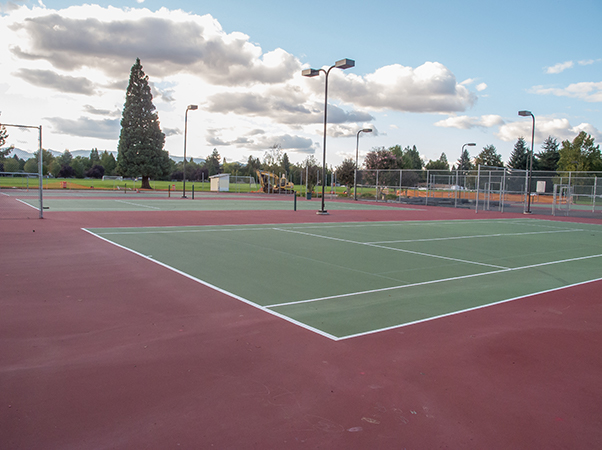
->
[256,170,295,194]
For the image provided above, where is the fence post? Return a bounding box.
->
[593,176,598,213]
[475,165,481,213]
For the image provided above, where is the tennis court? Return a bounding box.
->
[4,189,602,449]
[86,218,602,340]
[15,194,414,212]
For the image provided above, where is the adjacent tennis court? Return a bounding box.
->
[16,195,414,212]
[86,218,602,339]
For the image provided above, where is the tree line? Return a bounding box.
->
[2,56,599,190]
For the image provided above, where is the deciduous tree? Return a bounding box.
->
[336,158,356,192]
[474,145,504,167]
[558,132,602,172]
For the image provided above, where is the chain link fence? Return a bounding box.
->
[353,167,602,218]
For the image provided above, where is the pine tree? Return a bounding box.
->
[457,149,474,171]
[204,149,221,176]
[536,136,560,172]
[117,58,169,189]
[508,137,530,170]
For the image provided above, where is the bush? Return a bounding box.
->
[85,164,105,179]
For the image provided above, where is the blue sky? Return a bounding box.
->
[1,0,600,168]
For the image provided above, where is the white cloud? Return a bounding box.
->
[578,59,601,66]
[531,82,602,102]
[6,5,301,86]
[545,61,574,74]
[476,83,487,92]
[496,117,601,142]
[330,62,476,113]
[434,114,504,129]
[45,117,120,139]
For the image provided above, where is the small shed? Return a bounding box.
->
[210,173,230,192]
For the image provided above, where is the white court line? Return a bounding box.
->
[273,227,510,270]
[16,198,40,211]
[114,200,161,210]
[82,226,602,342]
[81,228,339,340]
[265,252,602,308]
[97,226,278,235]
[339,276,602,340]
[366,228,584,244]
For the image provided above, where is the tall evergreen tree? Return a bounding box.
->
[536,136,560,172]
[89,148,100,165]
[117,58,169,189]
[456,149,474,171]
[100,151,117,176]
[508,137,530,170]
[474,145,504,167]
[204,149,221,176]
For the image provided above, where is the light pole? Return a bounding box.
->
[1,122,43,218]
[182,104,198,198]
[302,58,355,215]
[354,128,372,200]
[518,110,535,214]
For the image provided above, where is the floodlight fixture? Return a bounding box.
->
[302,68,321,77]
[335,58,355,69]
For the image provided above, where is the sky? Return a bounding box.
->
[1,0,601,169]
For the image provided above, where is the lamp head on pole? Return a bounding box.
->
[187,105,198,111]
[467,142,476,146]
[335,58,355,69]
[518,110,532,117]
[302,68,320,77]
[362,128,373,133]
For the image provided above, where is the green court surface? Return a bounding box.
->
[16,196,409,212]
[85,219,602,340]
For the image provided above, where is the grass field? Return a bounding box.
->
[86,219,602,339]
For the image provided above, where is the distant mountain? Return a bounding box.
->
[4,147,197,163]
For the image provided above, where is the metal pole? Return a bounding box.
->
[475,165,481,213]
[1,123,43,218]
[38,126,43,219]
[526,114,535,213]
[354,130,360,200]
[593,176,598,213]
[182,105,198,199]
[182,108,189,198]
[319,67,331,214]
